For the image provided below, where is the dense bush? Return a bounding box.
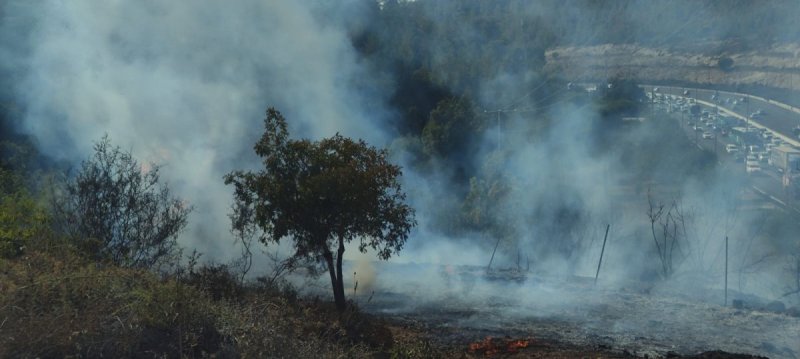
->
[52,136,191,268]
[185,263,245,302]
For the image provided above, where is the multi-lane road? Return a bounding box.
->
[641,85,800,147]
[639,85,800,214]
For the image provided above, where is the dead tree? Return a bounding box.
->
[647,190,689,279]
[647,189,668,277]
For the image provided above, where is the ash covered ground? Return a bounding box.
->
[352,262,800,358]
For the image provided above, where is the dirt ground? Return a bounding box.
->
[361,265,799,358]
[386,319,769,358]
[545,43,800,91]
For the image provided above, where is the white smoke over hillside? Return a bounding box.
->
[1,1,797,307]
[1,0,389,259]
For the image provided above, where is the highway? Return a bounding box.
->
[641,85,800,147]
[640,85,800,214]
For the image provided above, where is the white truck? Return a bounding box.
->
[769,145,800,172]
[770,145,800,198]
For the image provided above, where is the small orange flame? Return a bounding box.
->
[507,339,529,352]
[468,336,531,356]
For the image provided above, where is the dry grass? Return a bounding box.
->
[0,250,228,357]
[0,248,441,358]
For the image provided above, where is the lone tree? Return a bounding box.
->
[225,108,415,311]
[717,57,734,72]
[53,136,191,268]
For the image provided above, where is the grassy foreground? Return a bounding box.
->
[0,247,441,358]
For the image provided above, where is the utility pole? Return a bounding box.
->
[724,236,729,306]
[682,103,686,128]
[594,224,610,285]
[496,110,501,149]
[746,99,750,126]
[487,236,501,270]
[650,90,654,119]
[790,68,793,93]
[482,109,503,152]
[714,134,718,155]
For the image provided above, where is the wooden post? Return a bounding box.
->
[725,236,728,306]
[595,224,611,285]
[487,237,501,270]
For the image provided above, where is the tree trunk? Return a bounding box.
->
[323,249,341,310]
[333,235,346,312]
[322,236,348,312]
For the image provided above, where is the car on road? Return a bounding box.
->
[702,132,713,139]
[725,144,738,153]
[746,156,761,171]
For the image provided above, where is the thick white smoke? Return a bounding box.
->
[2,1,797,307]
[2,0,389,260]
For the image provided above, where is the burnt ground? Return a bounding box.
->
[357,264,799,358]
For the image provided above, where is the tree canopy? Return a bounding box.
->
[225,108,415,311]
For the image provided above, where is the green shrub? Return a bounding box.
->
[718,56,734,72]
[52,136,191,268]
[186,263,245,302]
[0,188,48,258]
